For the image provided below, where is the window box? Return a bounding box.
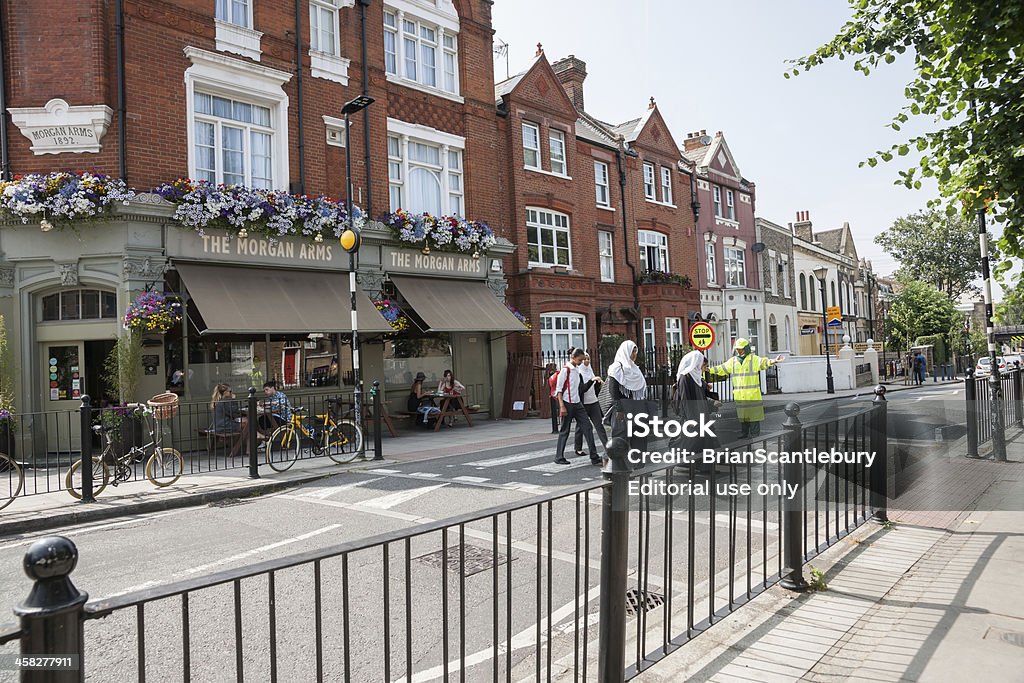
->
[636,270,691,288]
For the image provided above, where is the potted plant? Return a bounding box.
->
[101,328,145,454]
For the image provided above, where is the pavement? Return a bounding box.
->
[634,429,1024,683]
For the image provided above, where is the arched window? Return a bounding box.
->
[799,273,807,310]
[809,277,816,311]
[830,281,837,307]
[768,314,779,352]
[41,289,117,322]
[784,316,792,352]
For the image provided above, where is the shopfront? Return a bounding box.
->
[0,195,522,424]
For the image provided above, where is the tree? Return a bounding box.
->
[791,1,1024,271]
[885,279,960,351]
[874,209,980,299]
[995,278,1024,325]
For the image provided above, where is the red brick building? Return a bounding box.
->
[0,0,525,416]
[495,50,699,364]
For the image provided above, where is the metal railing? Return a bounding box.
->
[0,385,387,506]
[965,365,1023,456]
[1,390,889,681]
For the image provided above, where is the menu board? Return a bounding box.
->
[48,346,81,401]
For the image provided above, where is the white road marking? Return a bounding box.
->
[361,484,448,510]
[526,459,594,473]
[463,450,550,467]
[103,524,344,599]
[409,472,441,478]
[298,477,382,500]
[0,508,193,550]
[367,468,400,474]
[452,475,489,483]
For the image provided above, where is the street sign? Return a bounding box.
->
[689,321,715,350]
[826,306,842,327]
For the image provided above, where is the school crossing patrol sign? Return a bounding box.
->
[689,322,715,350]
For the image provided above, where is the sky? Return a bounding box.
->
[490,0,943,280]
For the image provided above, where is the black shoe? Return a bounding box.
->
[575,450,587,458]
[553,458,571,465]
[590,458,602,465]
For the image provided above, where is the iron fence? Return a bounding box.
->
[965,366,1023,455]
[1,390,888,681]
[0,387,377,507]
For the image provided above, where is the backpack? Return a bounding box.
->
[548,372,559,398]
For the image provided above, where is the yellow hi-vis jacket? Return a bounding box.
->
[707,353,775,423]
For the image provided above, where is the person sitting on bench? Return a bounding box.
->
[408,372,440,426]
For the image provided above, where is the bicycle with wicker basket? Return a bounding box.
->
[66,393,185,498]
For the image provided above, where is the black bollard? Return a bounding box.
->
[597,437,631,682]
[372,380,384,461]
[14,536,87,682]
[248,387,259,479]
[870,386,889,523]
[79,396,94,504]
[780,403,808,591]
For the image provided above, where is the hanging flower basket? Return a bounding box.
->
[373,299,411,333]
[506,303,531,336]
[124,292,182,335]
[154,179,365,243]
[382,209,496,256]
[0,172,134,225]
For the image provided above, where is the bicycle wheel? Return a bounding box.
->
[266,425,300,472]
[0,453,24,511]
[66,457,110,499]
[146,448,184,487]
[325,420,363,464]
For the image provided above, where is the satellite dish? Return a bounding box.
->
[752,242,766,253]
[699,135,712,145]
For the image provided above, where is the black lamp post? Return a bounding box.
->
[814,266,835,394]
[341,95,374,456]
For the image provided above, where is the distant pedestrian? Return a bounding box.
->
[553,348,601,465]
[707,339,784,439]
[544,362,559,433]
[914,352,927,385]
[671,351,720,471]
[575,353,607,457]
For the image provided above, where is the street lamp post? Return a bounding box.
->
[814,266,835,394]
[341,95,374,457]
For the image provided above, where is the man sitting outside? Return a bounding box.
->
[260,380,294,435]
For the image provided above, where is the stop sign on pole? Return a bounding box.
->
[689,321,715,350]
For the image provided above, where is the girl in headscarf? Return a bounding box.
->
[604,340,649,462]
[671,350,720,471]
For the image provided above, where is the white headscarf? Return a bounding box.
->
[578,357,595,382]
[607,340,647,392]
[676,350,705,386]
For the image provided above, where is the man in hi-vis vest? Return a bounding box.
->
[707,338,784,438]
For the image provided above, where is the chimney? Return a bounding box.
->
[793,210,813,242]
[551,54,587,111]
[683,130,710,153]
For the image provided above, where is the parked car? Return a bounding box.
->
[1003,354,1022,371]
[975,356,1006,376]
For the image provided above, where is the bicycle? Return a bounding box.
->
[266,399,363,472]
[0,452,24,511]
[66,397,185,499]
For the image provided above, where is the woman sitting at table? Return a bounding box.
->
[437,369,466,426]
[209,384,249,457]
[408,372,440,426]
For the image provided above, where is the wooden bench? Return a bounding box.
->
[399,398,478,432]
[198,429,243,457]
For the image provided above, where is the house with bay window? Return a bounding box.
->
[495,50,698,370]
[683,130,762,362]
[0,0,525,428]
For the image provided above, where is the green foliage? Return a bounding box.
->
[102,331,143,402]
[808,565,828,591]
[886,280,960,352]
[0,315,14,413]
[792,1,1024,268]
[913,334,947,363]
[599,334,626,370]
[996,278,1024,325]
[874,210,980,299]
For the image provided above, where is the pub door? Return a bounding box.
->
[41,342,86,455]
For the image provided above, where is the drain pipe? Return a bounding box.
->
[358,0,372,217]
[616,144,641,343]
[294,0,306,194]
[0,0,9,179]
[115,0,127,180]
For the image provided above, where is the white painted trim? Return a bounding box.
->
[323,115,348,148]
[715,217,740,229]
[525,167,572,181]
[644,198,678,209]
[183,47,291,191]
[8,99,113,155]
[386,117,465,148]
[385,73,465,103]
[597,205,616,212]
[386,0,459,33]
[310,50,351,85]
[214,18,263,62]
